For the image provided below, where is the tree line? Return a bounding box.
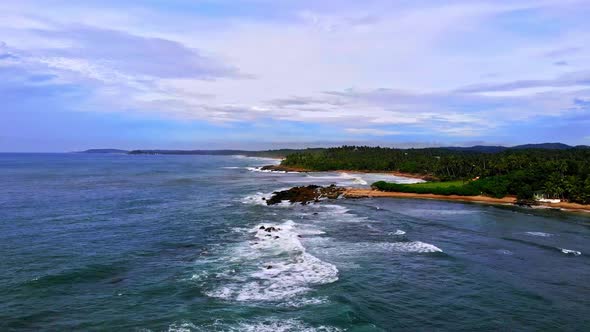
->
[281,146,590,203]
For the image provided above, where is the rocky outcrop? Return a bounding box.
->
[266,185,345,205]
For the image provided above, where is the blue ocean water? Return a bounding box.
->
[1,153,589,331]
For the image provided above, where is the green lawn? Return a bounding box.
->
[405,180,467,189]
[372,180,479,196]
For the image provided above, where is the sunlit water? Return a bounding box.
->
[1,153,589,331]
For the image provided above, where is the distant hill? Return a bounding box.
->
[442,143,575,153]
[79,149,129,154]
[84,143,581,156]
[127,148,325,158]
[441,145,508,153]
[510,143,572,150]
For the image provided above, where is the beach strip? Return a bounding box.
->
[344,188,590,213]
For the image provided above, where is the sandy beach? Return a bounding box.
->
[262,165,432,180]
[344,188,590,213]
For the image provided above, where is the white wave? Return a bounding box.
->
[279,296,330,308]
[221,166,241,169]
[525,231,553,237]
[315,204,370,223]
[247,166,296,174]
[497,249,513,255]
[390,230,406,235]
[241,188,292,206]
[560,248,582,256]
[382,241,443,253]
[170,319,342,332]
[233,319,342,332]
[205,220,338,302]
[168,321,198,332]
[339,173,368,185]
[358,173,425,185]
[303,172,368,187]
[241,191,272,206]
[318,204,349,215]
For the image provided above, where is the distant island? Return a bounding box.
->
[79,149,129,154]
[81,148,322,159]
[81,142,588,156]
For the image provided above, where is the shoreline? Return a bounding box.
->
[262,165,432,180]
[259,164,590,214]
[344,188,590,214]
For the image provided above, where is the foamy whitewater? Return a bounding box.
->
[203,220,338,303]
[2,154,589,331]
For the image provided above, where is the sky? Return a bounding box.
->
[1,0,589,151]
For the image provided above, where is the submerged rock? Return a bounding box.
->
[266,185,345,205]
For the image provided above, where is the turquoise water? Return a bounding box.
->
[1,153,589,331]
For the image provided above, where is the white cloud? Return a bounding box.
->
[345,128,400,136]
[1,0,590,141]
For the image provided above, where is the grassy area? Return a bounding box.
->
[372,180,480,196]
[403,181,466,189]
[373,177,517,198]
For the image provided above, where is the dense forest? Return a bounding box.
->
[281,146,590,203]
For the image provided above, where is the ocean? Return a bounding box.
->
[1,153,589,331]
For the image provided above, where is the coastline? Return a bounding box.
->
[344,188,590,214]
[262,165,432,180]
[260,164,590,214]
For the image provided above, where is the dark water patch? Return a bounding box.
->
[25,263,128,288]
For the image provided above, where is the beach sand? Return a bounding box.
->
[344,188,590,213]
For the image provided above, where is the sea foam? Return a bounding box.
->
[204,220,338,302]
[382,241,443,253]
[525,231,553,237]
[246,166,298,174]
[168,318,342,332]
[560,248,582,256]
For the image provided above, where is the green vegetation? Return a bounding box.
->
[281,146,590,203]
[372,178,511,198]
[399,181,465,189]
[373,181,479,196]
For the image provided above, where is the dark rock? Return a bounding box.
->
[274,236,280,239]
[266,265,273,269]
[259,226,265,230]
[266,185,346,205]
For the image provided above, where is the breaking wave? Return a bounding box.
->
[525,232,553,237]
[381,241,443,253]
[203,220,338,303]
[168,318,342,332]
[246,166,298,174]
[560,248,582,256]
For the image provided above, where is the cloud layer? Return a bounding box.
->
[1,0,590,150]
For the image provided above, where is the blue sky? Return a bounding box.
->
[1,0,589,151]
